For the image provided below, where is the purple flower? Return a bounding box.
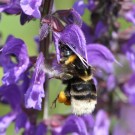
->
[1,35,29,85]
[0,72,43,134]
[81,21,108,44]
[123,73,135,104]
[20,0,42,19]
[15,112,28,132]
[0,112,17,135]
[0,0,21,14]
[0,0,41,22]
[86,44,116,73]
[20,11,33,25]
[59,24,87,61]
[54,9,82,27]
[81,114,95,134]
[87,0,97,11]
[107,75,117,91]
[53,33,61,62]
[35,122,47,135]
[25,53,45,110]
[23,123,37,135]
[46,114,94,135]
[81,22,95,44]
[73,0,87,16]
[0,84,22,110]
[73,0,96,15]
[113,104,135,135]
[124,5,135,25]
[15,109,42,134]
[94,21,108,39]
[60,114,94,135]
[93,110,110,135]
[122,33,135,71]
[22,121,47,135]
[61,115,87,135]
[45,114,94,135]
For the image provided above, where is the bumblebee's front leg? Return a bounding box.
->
[53,72,73,80]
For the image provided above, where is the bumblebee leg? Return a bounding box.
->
[51,95,58,108]
[60,57,67,64]
[64,99,71,105]
[57,86,71,106]
[60,73,73,80]
[51,84,71,108]
[64,85,71,105]
[51,98,57,108]
[59,90,71,106]
[53,73,73,80]
[65,55,77,65]
[57,91,68,103]
[51,90,70,108]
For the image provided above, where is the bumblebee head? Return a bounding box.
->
[59,43,74,57]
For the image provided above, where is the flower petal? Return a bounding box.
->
[107,75,116,91]
[73,0,87,16]
[54,9,82,27]
[82,22,95,44]
[25,53,45,110]
[86,44,115,73]
[124,5,135,25]
[61,115,88,135]
[60,24,87,60]
[35,122,47,135]
[1,35,29,85]
[20,0,42,18]
[94,110,110,135]
[122,33,135,71]
[0,84,22,110]
[113,104,135,135]
[95,21,107,38]
[0,112,17,135]
[81,114,94,134]
[123,73,135,104]
[0,0,21,14]
[20,12,33,25]
[15,112,28,133]
[87,0,97,11]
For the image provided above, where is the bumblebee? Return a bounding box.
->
[52,43,97,115]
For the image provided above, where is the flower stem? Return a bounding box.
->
[40,0,54,119]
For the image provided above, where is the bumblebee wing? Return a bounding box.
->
[43,62,74,80]
[62,42,92,68]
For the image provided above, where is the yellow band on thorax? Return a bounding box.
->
[65,55,77,65]
[79,75,93,81]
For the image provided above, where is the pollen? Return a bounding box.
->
[57,91,67,103]
[65,55,77,65]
